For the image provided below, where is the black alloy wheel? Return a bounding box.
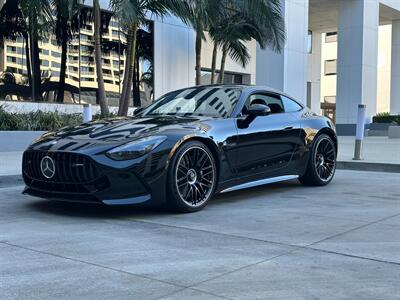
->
[167,141,217,212]
[314,137,336,182]
[299,134,336,186]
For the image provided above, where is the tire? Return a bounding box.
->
[299,134,337,186]
[167,141,217,213]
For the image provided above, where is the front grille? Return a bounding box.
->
[23,151,100,184]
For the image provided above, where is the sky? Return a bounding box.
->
[82,0,111,9]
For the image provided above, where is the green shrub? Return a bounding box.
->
[0,106,116,131]
[373,112,400,125]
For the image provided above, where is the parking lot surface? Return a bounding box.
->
[1,170,400,300]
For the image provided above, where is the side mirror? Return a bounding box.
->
[133,107,144,116]
[247,103,271,117]
[237,104,271,129]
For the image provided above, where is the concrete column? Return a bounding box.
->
[390,20,400,114]
[336,0,379,135]
[308,32,322,113]
[153,16,196,99]
[256,0,309,104]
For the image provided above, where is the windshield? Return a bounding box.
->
[141,87,241,118]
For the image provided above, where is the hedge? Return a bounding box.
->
[0,106,114,131]
[372,112,400,125]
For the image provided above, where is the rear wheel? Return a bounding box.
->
[299,134,336,186]
[167,141,217,212]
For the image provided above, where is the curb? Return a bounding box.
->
[337,161,400,173]
[0,175,23,188]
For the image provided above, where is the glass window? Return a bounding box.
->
[51,62,61,68]
[51,51,61,58]
[40,49,50,55]
[7,46,16,53]
[7,56,16,63]
[325,32,337,43]
[281,96,303,112]
[41,60,49,67]
[307,30,312,54]
[324,60,337,76]
[142,87,241,118]
[243,93,284,115]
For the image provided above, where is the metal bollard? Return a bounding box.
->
[83,104,92,123]
[353,104,366,160]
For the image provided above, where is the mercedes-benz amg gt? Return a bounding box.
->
[22,85,337,212]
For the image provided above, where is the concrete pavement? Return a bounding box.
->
[0,152,23,176]
[1,170,400,299]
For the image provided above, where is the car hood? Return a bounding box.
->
[31,116,212,151]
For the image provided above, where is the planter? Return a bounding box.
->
[388,126,400,139]
[367,122,393,136]
[0,131,46,152]
[369,123,392,131]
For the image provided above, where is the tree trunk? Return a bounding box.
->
[133,49,141,107]
[119,23,138,116]
[218,45,228,84]
[56,23,68,103]
[119,28,132,111]
[210,43,218,84]
[23,33,32,88]
[29,33,42,101]
[195,28,202,85]
[94,0,109,116]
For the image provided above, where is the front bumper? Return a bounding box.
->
[22,150,168,205]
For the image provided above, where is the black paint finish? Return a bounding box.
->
[22,85,337,206]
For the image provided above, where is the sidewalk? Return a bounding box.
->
[338,136,400,164]
[0,151,23,176]
[1,136,399,177]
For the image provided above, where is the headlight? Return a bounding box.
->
[106,136,167,161]
[30,132,55,145]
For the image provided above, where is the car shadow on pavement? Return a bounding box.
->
[26,200,169,220]
[26,179,308,219]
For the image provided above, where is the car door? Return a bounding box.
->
[232,92,301,181]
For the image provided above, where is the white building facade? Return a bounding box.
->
[154,0,400,135]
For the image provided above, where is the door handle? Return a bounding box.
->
[284,126,294,131]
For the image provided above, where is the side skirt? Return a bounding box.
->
[220,175,299,194]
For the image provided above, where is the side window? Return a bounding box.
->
[281,96,303,112]
[242,93,284,115]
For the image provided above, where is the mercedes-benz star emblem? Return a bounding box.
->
[40,156,56,179]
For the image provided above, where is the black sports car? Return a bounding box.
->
[22,85,337,212]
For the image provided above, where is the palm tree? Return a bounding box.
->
[0,0,31,87]
[19,0,53,101]
[182,0,221,86]
[52,0,81,103]
[93,0,109,116]
[214,21,252,84]
[110,0,190,116]
[132,23,153,107]
[0,0,52,101]
[209,0,285,84]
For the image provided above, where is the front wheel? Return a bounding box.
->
[167,141,217,213]
[299,134,337,186]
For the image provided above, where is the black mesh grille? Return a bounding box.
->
[23,151,100,184]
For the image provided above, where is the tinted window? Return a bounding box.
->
[243,93,284,114]
[141,87,241,118]
[282,96,303,112]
